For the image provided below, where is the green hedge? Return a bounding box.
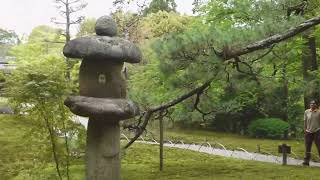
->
[247,118,289,139]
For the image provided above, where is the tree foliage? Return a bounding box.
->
[76,18,96,37]
[0,28,19,45]
[5,25,81,179]
[0,28,19,58]
[143,0,177,15]
[126,0,320,133]
[140,11,190,39]
[2,0,320,178]
[248,118,290,139]
[10,26,65,59]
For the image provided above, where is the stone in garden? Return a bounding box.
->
[63,36,142,63]
[63,15,141,180]
[63,26,142,98]
[64,96,139,120]
[0,106,13,114]
[78,58,126,98]
[95,15,118,36]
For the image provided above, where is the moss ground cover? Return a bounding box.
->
[2,115,320,180]
[21,143,320,180]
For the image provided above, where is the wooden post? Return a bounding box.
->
[278,144,291,166]
[282,144,287,165]
[159,116,164,171]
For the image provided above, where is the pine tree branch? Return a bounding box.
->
[69,0,81,4]
[55,0,67,5]
[123,78,214,149]
[220,16,320,60]
[250,44,275,64]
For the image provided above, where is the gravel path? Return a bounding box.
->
[74,116,320,167]
[133,140,320,167]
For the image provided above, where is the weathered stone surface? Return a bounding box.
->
[79,59,126,98]
[63,36,142,63]
[86,120,120,180]
[64,96,139,120]
[63,15,142,180]
[0,106,14,114]
[95,16,117,36]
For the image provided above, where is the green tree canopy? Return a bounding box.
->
[0,28,19,58]
[0,28,19,45]
[10,26,65,60]
[76,18,96,37]
[143,0,177,15]
[127,0,320,132]
[28,25,64,43]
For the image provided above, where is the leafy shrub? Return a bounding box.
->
[0,71,6,82]
[5,55,76,178]
[247,118,289,139]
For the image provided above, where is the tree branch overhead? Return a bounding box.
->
[220,16,320,60]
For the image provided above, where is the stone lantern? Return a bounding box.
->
[63,16,141,180]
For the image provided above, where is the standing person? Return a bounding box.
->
[302,100,320,166]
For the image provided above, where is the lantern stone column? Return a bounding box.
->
[63,16,141,180]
